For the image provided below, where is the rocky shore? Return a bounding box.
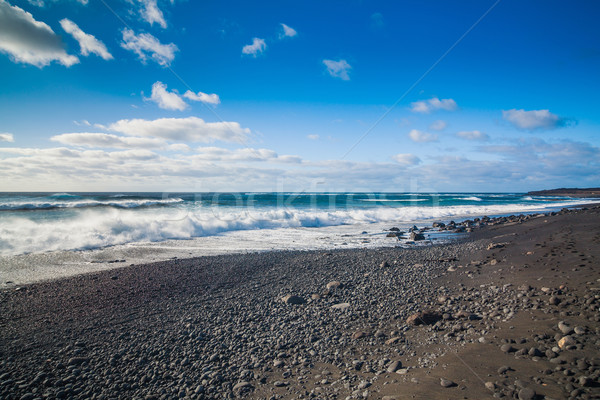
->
[1,206,599,399]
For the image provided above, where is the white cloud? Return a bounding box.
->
[0,133,14,142]
[108,117,251,143]
[51,132,166,149]
[456,130,489,141]
[183,90,220,105]
[392,153,420,166]
[121,28,178,66]
[194,147,301,163]
[149,81,187,111]
[59,19,112,60]
[139,0,166,28]
[307,134,319,140]
[502,109,572,130]
[410,97,457,113]
[0,0,79,67]
[1,138,598,192]
[408,129,438,143]
[323,59,351,80]
[27,0,88,6]
[279,23,297,38]
[429,120,447,131]
[242,37,266,57]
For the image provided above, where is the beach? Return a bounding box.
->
[1,205,599,399]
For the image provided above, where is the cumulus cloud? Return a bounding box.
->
[429,120,447,131]
[183,90,220,105]
[242,38,266,57]
[139,0,166,28]
[392,153,421,166]
[121,28,178,66]
[502,109,573,131]
[108,117,251,143]
[456,130,489,141]
[149,81,187,111]
[0,0,79,67]
[0,133,14,142]
[51,132,166,149]
[323,59,351,80]
[279,23,297,38]
[408,129,438,143]
[59,19,112,60]
[411,97,457,113]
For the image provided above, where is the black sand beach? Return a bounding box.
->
[1,206,599,399]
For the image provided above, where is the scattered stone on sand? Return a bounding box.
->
[326,281,342,290]
[406,311,441,326]
[281,294,306,304]
[440,378,456,388]
[331,302,350,310]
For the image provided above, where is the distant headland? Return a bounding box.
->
[527,188,600,197]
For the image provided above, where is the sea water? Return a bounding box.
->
[0,192,594,285]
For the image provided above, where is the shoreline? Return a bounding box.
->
[1,205,599,399]
[2,201,598,288]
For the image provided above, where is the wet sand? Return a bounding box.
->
[1,206,599,399]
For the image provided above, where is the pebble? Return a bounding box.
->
[517,387,535,400]
[281,295,306,305]
[387,360,402,373]
[440,378,456,388]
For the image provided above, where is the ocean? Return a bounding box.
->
[0,192,594,285]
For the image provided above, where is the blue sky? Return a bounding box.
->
[0,0,598,192]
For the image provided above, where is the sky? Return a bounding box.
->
[0,0,598,192]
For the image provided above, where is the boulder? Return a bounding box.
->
[409,231,425,241]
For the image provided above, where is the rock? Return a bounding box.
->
[233,381,253,394]
[19,394,35,400]
[558,321,573,335]
[326,281,342,290]
[389,227,400,232]
[440,378,456,388]
[549,296,560,306]
[273,381,287,387]
[528,347,543,357]
[380,261,390,268]
[67,357,88,366]
[579,376,592,387]
[517,387,535,400]
[410,231,425,241]
[490,259,498,266]
[351,331,368,340]
[281,295,306,305]
[331,302,350,310]
[406,311,441,326]
[485,382,496,391]
[387,360,402,373]
[558,336,575,349]
[574,326,586,334]
[487,243,505,250]
[385,337,402,345]
[498,365,511,374]
[500,344,516,353]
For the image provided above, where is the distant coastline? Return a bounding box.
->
[527,187,600,198]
